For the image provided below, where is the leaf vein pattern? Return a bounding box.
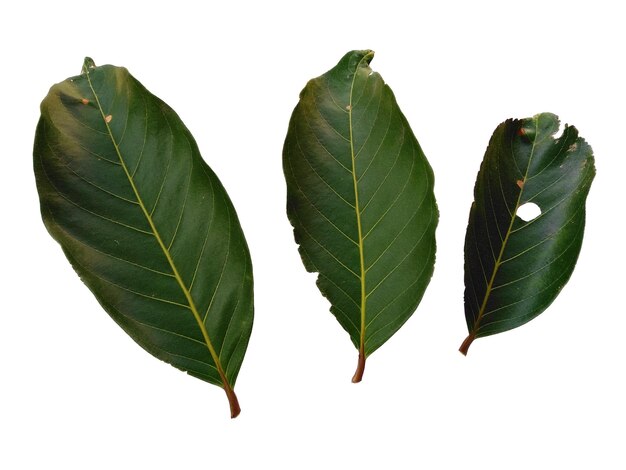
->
[148,105,176,216]
[496,154,513,217]
[359,124,406,212]
[364,240,434,337]
[292,124,355,209]
[525,153,585,205]
[471,216,490,287]
[286,149,358,246]
[500,198,586,264]
[55,91,108,136]
[352,78,380,129]
[363,152,416,240]
[365,182,429,273]
[83,68,234,395]
[356,95,392,178]
[290,209,360,279]
[351,70,371,109]
[51,218,174,277]
[291,229,319,272]
[44,130,137,204]
[479,248,580,323]
[39,147,152,235]
[62,243,189,308]
[331,303,360,334]
[366,205,433,300]
[509,135,523,176]
[492,217,585,290]
[46,112,121,165]
[116,80,131,145]
[189,167,216,290]
[131,81,149,177]
[166,137,194,250]
[121,313,208,346]
[323,78,349,113]
[100,301,219,375]
[511,188,576,233]
[310,93,350,143]
[301,102,352,173]
[354,81,384,159]
[202,191,232,323]
[487,162,505,241]
[466,268,483,321]
[526,130,570,181]
[319,273,361,309]
[217,256,247,358]
[161,350,220,373]
[224,330,247,379]
[482,170,499,261]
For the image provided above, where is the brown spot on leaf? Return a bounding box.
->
[517,127,526,136]
[568,143,578,152]
[516,179,524,189]
[345,104,352,111]
[105,115,112,123]
[81,98,89,105]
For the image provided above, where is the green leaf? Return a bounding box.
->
[460,113,595,355]
[283,50,438,381]
[33,58,253,417]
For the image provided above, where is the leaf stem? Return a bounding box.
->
[459,332,475,356]
[225,384,241,418]
[352,345,366,383]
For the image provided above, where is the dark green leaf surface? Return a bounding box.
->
[283,50,438,381]
[460,113,595,354]
[34,58,253,417]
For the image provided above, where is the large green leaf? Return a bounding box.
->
[34,58,253,417]
[283,50,438,381]
[460,113,595,355]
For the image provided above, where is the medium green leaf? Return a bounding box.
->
[34,58,253,417]
[460,113,595,355]
[283,50,438,381]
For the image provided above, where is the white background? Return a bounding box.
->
[2,1,624,468]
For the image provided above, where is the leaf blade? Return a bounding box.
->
[283,50,438,380]
[34,58,253,417]
[461,113,595,354]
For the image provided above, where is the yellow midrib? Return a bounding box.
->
[471,118,540,336]
[83,67,232,391]
[348,52,374,356]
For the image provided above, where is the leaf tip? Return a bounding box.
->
[82,57,96,74]
[532,112,561,140]
[339,49,375,76]
[354,49,375,67]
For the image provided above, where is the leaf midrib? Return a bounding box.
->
[348,52,374,357]
[470,117,540,336]
[82,66,233,392]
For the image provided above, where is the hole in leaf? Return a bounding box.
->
[516,202,541,222]
[553,122,564,139]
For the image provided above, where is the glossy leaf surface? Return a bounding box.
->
[34,58,253,417]
[283,50,438,381]
[461,113,595,354]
